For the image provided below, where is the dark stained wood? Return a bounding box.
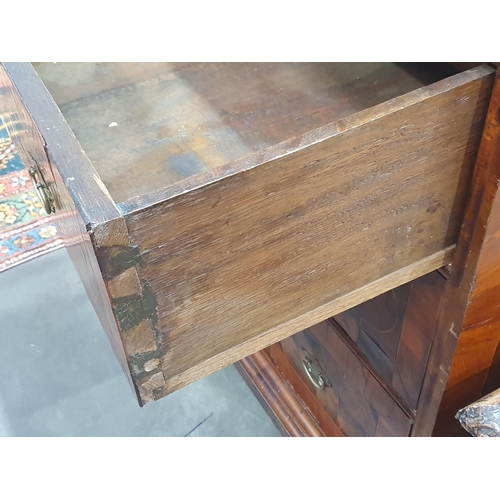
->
[267,322,412,436]
[414,68,500,436]
[456,388,500,436]
[327,318,415,419]
[125,67,493,398]
[254,265,460,436]
[32,62,459,204]
[236,351,324,437]
[0,65,52,187]
[333,271,447,412]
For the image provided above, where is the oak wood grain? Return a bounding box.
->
[125,67,493,400]
[145,249,456,398]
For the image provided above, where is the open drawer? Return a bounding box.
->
[0,62,495,405]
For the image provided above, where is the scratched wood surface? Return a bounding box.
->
[120,67,493,401]
[32,62,458,204]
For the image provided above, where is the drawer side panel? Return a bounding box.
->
[126,68,494,399]
[0,63,140,399]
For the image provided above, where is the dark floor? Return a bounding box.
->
[0,249,281,437]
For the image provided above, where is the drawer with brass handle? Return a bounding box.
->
[0,62,494,406]
[29,164,56,214]
[267,323,413,437]
[302,353,330,391]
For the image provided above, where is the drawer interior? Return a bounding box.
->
[33,62,461,206]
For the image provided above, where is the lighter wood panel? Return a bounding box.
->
[120,68,493,401]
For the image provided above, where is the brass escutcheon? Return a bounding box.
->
[29,165,55,214]
[302,356,326,390]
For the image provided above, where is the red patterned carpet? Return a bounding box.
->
[0,114,63,271]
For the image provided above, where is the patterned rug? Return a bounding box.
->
[0,115,64,271]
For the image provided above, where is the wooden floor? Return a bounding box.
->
[33,62,457,204]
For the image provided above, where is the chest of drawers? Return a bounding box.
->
[2,62,499,435]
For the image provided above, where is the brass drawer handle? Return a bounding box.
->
[302,356,326,390]
[29,165,55,214]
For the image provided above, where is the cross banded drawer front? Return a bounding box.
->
[333,270,447,412]
[267,323,413,436]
